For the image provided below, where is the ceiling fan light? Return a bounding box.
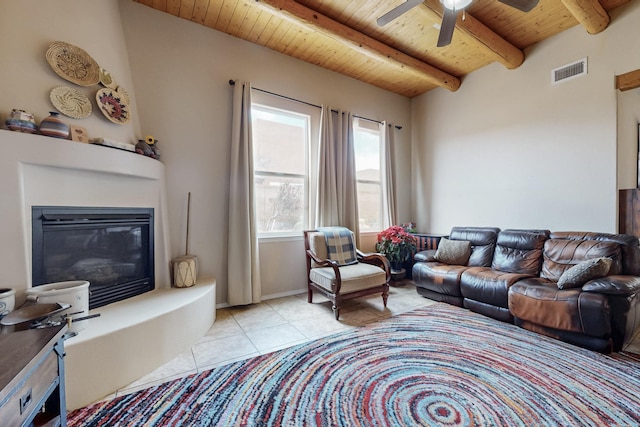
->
[441,0,473,10]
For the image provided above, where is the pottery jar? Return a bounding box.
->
[9,109,35,122]
[39,111,70,139]
[5,109,38,133]
[0,288,16,318]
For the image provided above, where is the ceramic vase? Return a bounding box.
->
[0,288,16,318]
[39,112,70,139]
[5,109,38,133]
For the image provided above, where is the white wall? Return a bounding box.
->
[118,1,413,304]
[0,1,141,143]
[412,2,640,235]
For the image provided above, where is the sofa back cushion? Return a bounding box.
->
[550,231,640,276]
[449,227,500,267]
[491,229,549,275]
[541,238,622,281]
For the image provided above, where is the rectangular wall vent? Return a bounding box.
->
[551,58,588,85]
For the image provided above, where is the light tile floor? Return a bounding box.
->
[114,281,435,399]
[107,281,640,401]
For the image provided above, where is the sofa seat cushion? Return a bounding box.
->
[509,278,611,338]
[412,262,469,297]
[460,267,533,308]
[310,263,386,294]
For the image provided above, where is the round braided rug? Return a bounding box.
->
[68,304,640,426]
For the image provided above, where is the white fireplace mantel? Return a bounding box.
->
[0,130,216,410]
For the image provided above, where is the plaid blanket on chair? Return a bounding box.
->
[318,227,358,266]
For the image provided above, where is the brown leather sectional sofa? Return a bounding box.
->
[412,227,640,353]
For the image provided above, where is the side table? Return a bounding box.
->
[0,325,67,427]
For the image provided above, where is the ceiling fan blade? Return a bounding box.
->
[437,8,457,47]
[499,0,539,12]
[377,0,425,26]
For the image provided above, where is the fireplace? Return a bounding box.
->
[32,206,155,309]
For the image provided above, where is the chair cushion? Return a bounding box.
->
[318,227,357,266]
[434,238,471,265]
[557,257,612,289]
[310,263,386,294]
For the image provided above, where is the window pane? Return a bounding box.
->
[357,182,381,232]
[252,108,307,175]
[254,176,305,233]
[354,119,383,232]
[252,104,309,235]
[354,127,381,181]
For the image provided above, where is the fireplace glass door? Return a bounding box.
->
[32,207,154,309]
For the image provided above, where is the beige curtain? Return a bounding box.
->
[316,106,360,244]
[227,81,261,306]
[382,122,397,227]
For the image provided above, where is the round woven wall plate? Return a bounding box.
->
[46,41,100,86]
[99,67,118,89]
[96,88,131,124]
[50,86,92,119]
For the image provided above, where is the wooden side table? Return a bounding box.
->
[0,325,67,427]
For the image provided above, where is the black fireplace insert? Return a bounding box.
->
[32,206,155,309]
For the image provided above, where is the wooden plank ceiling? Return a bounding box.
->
[133,0,631,97]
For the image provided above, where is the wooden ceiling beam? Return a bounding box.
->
[423,0,524,70]
[616,69,640,92]
[561,0,610,34]
[252,0,461,92]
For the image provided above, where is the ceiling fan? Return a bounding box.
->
[377,0,540,47]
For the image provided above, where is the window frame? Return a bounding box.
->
[250,91,320,240]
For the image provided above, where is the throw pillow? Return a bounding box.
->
[557,257,612,290]
[434,238,472,265]
[318,226,358,266]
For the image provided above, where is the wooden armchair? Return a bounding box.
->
[304,228,390,320]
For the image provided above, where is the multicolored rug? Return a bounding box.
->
[68,304,640,426]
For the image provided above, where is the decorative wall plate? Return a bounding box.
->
[50,86,93,119]
[96,88,131,124]
[99,67,118,89]
[116,86,130,103]
[46,41,100,86]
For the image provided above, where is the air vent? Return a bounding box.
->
[551,58,588,85]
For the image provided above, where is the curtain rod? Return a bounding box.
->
[228,80,402,130]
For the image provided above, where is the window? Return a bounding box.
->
[353,118,383,232]
[251,92,384,237]
[252,105,309,235]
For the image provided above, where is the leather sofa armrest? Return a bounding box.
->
[582,275,640,296]
[414,249,437,263]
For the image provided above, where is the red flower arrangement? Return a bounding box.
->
[376,225,417,263]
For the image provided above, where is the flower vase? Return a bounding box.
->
[39,112,70,139]
[391,260,403,272]
[390,260,406,281]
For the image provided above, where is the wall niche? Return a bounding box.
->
[616,69,640,238]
